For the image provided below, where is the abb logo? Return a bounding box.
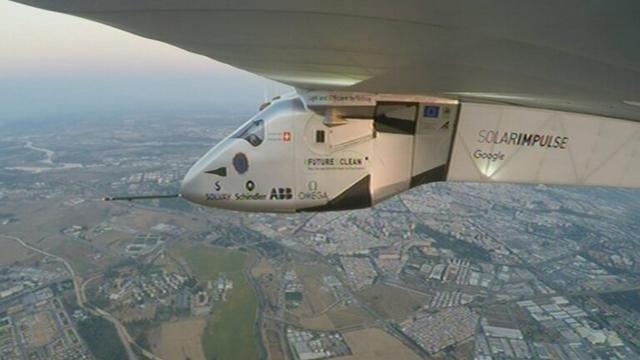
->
[270,187,293,200]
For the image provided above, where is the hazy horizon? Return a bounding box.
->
[0,1,291,121]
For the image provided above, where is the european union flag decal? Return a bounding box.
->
[424,106,440,118]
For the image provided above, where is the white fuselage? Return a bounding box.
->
[180,90,640,213]
[180,93,457,212]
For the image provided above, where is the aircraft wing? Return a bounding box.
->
[11,0,640,122]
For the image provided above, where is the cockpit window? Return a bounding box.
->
[231,119,264,147]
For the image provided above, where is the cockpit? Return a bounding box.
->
[179,95,310,212]
[231,119,264,147]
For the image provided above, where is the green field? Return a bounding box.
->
[174,246,261,360]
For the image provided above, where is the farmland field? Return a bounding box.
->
[173,245,261,360]
[149,318,206,360]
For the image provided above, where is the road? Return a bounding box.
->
[0,234,149,360]
[245,255,268,360]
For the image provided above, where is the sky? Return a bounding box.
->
[0,1,291,121]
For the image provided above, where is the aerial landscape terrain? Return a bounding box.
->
[1,109,640,360]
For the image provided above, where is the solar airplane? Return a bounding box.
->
[13,0,640,212]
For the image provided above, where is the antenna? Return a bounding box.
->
[263,82,269,103]
[103,194,181,202]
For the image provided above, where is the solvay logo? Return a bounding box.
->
[270,187,293,200]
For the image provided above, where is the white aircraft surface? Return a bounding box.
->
[12,0,640,212]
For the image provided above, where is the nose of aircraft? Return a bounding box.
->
[180,147,223,205]
[180,143,231,206]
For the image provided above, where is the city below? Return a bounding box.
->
[1,111,640,360]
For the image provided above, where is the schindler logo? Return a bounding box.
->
[478,130,569,149]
